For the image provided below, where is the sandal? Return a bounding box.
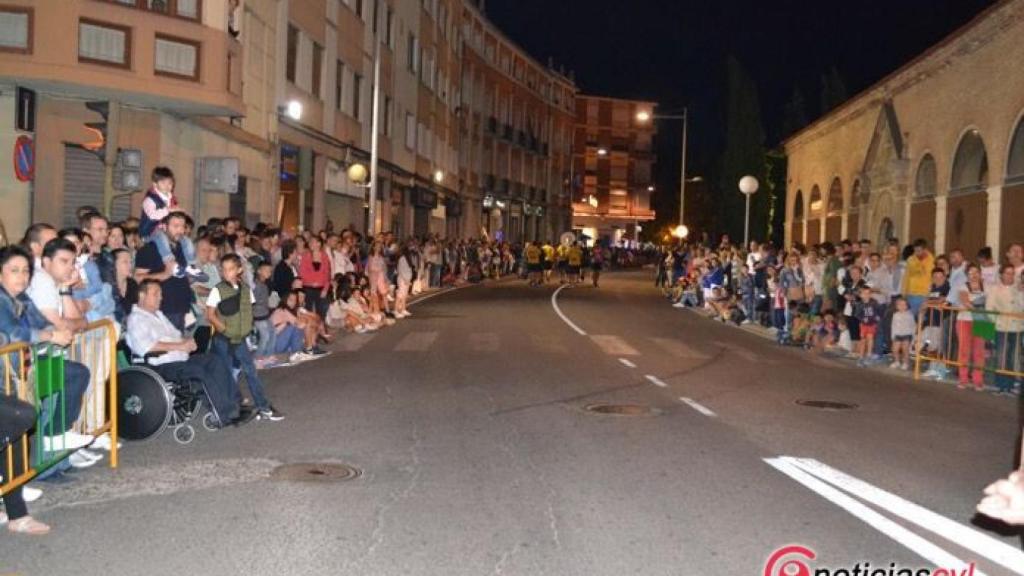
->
[7,516,50,535]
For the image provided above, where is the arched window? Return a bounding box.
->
[809,185,823,217]
[951,129,989,194]
[1009,117,1024,184]
[827,178,843,213]
[793,190,804,221]
[850,180,861,211]
[915,154,937,198]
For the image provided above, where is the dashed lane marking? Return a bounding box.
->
[394,331,439,352]
[679,397,716,417]
[644,374,668,388]
[591,335,640,356]
[618,358,637,368]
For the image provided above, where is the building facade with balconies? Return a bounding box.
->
[571,94,657,245]
[0,0,280,236]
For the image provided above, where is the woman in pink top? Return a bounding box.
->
[366,242,391,314]
[298,235,331,319]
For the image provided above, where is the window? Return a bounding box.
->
[382,96,392,136]
[108,0,200,21]
[154,34,199,80]
[286,25,298,82]
[335,61,344,111]
[0,7,31,53]
[371,0,379,34]
[407,33,419,73]
[311,41,323,97]
[355,0,363,19]
[79,19,131,68]
[405,113,416,150]
[384,7,394,47]
[352,73,362,120]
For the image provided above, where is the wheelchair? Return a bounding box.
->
[116,341,223,445]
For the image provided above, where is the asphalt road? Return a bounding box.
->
[3,269,1022,575]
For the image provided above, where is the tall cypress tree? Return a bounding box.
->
[717,56,768,244]
[781,86,809,139]
[819,66,849,114]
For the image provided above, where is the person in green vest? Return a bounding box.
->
[206,253,284,422]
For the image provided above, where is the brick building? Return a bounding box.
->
[571,95,657,245]
[784,0,1024,259]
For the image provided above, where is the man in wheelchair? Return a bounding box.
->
[126,279,249,428]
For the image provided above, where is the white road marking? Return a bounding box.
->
[788,457,1024,575]
[394,331,439,352]
[551,285,587,336]
[765,457,986,575]
[335,333,377,352]
[469,332,500,352]
[644,374,668,388]
[679,397,716,417]
[618,358,637,368]
[591,335,640,356]
[649,337,709,359]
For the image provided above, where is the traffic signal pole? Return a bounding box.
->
[102,101,120,218]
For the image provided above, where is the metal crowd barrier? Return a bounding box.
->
[68,319,119,468]
[1,342,33,496]
[914,302,1024,387]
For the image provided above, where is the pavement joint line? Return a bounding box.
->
[551,284,587,336]
[785,457,1024,574]
[644,374,668,388]
[618,358,637,368]
[764,457,984,575]
[678,397,716,417]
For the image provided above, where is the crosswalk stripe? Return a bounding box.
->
[590,335,639,356]
[649,337,709,359]
[469,332,500,352]
[335,333,377,352]
[394,331,439,352]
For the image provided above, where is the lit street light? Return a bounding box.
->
[597,148,608,156]
[285,100,303,121]
[739,175,759,246]
[433,170,445,184]
[636,108,688,226]
[672,224,689,239]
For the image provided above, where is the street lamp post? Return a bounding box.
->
[739,175,759,247]
[636,108,688,226]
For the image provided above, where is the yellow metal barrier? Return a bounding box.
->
[914,302,1024,387]
[68,319,119,468]
[0,342,33,496]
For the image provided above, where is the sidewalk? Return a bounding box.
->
[680,305,1020,400]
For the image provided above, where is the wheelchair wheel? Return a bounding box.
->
[202,411,220,432]
[173,424,195,445]
[117,366,173,442]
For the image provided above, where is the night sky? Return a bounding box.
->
[485,0,997,221]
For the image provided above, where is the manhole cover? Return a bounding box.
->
[584,403,656,416]
[270,463,361,483]
[795,400,859,411]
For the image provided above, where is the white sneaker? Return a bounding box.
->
[90,433,123,452]
[42,432,94,452]
[355,325,367,334]
[22,486,42,502]
[889,361,901,369]
[901,362,911,371]
[69,451,99,469]
[289,351,313,364]
[78,448,104,462]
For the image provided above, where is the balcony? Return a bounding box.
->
[0,0,244,116]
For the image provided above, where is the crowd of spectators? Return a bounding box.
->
[657,234,1024,392]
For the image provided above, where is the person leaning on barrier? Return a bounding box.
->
[0,245,95,484]
[125,280,249,428]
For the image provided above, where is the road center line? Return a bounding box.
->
[551,285,587,336]
[618,358,637,368]
[679,397,716,417]
[764,457,984,575]
[644,374,668,388]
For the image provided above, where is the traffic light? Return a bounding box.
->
[114,148,143,191]
[83,101,109,160]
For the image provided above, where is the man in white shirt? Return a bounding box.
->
[126,279,246,428]
[27,238,87,333]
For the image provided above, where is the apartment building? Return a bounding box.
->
[0,0,279,237]
[572,95,657,244]
[0,0,582,241]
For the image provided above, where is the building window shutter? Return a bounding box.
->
[0,10,29,52]
[155,36,198,79]
[79,21,129,66]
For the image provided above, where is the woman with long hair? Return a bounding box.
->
[298,235,331,320]
[395,244,414,318]
[366,242,391,315]
[956,264,987,390]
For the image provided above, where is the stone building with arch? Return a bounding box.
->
[784,0,1024,259]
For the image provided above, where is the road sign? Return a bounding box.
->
[13,135,34,182]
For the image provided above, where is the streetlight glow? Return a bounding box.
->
[597,148,608,156]
[285,100,303,121]
[433,170,445,184]
[636,110,651,122]
[672,225,689,239]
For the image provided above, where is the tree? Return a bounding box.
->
[717,56,769,244]
[781,86,809,139]
[819,66,849,115]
